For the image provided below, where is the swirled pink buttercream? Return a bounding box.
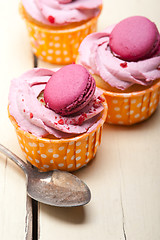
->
[78,25,160,90]
[22,0,102,26]
[8,68,104,138]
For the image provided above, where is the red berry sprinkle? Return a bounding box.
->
[40,98,44,103]
[98,96,105,103]
[120,62,128,68]
[22,99,24,101]
[58,119,64,125]
[23,109,25,112]
[70,119,76,124]
[48,15,55,23]
[78,115,85,125]
[93,101,99,108]
[30,113,33,119]
[82,113,87,118]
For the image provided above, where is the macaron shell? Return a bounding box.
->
[44,64,96,115]
[109,16,160,61]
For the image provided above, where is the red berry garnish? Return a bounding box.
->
[93,101,100,108]
[30,113,33,119]
[78,115,85,125]
[120,62,128,68]
[69,119,76,124]
[82,113,87,118]
[98,96,105,103]
[58,119,64,125]
[48,16,55,23]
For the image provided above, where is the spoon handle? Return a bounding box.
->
[0,144,29,175]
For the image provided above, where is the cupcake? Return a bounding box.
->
[20,0,102,65]
[8,64,107,171]
[77,16,160,125]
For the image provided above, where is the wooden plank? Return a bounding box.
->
[38,1,160,240]
[1,0,160,239]
[38,106,160,240]
[0,0,34,239]
[25,196,33,240]
[0,153,26,239]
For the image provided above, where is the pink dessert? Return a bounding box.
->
[20,0,103,65]
[8,65,108,171]
[78,16,160,91]
[8,66,105,138]
[109,16,160,61]
[21,0,102,26]
[44,64,96,116]
[77,16,160,125]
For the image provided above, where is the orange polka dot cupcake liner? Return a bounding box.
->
[102,81,160,125]
[8,102,107,172]
[21,14,98,65]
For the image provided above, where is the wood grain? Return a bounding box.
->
[0,0,160,240]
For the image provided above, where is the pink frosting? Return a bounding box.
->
[8,68,105,138]
[78,25,160,90]
[22,0,102,26]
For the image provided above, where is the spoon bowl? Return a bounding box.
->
[0,144,91,207]
[27,168,91,207]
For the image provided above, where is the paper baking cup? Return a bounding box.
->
[22,16,98,65]
[8,102,107,172]
[101,81,160,125]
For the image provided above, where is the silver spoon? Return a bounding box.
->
[0,144,91,207]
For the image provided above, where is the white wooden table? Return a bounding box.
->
[0,1,160,239]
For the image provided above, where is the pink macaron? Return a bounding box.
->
[44,64,96,116]
[109,16,160,61]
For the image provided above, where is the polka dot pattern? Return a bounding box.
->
[25,17,98,65]
[8,103,107,172]
[104,81,160,125]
